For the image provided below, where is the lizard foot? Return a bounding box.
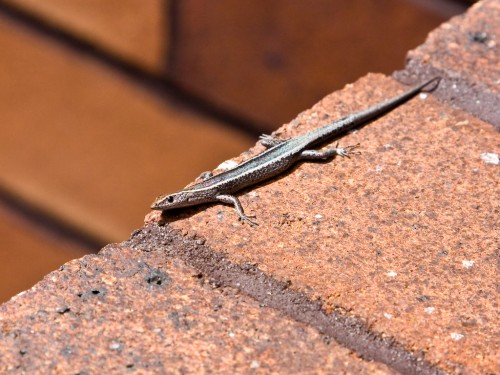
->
[239,214,258,226]
[335,142,361,158]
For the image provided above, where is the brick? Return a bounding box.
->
[395,0,500,128]
[0,14,253,241]
[151,74,498,374]
[0,204,88,304]
[0,242,394,374]
[169,0,456,128]
[2,0,167,73]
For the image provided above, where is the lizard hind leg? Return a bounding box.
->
[216,194,258,226]
[299,142,361,160]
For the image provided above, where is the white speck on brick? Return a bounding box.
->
[419,92,429,100]
[450,332,464,341]
[217,159,238,170]
[315,214,323,219]
[228,331,235,338]
[480,152,499,165]
[14,291,26,299]
[462,260,475,268]
[424,307,435,314]
[109,342,121,350]
[250,360,260,369]
[375,165,384,172]
[386,270,397,277]
[384,313,393,319]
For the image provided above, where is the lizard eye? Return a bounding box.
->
[167,196,174,203]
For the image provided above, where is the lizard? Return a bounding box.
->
[151,77,440,225]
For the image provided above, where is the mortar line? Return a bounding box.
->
[128,224,447,375]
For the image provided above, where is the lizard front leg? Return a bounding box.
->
[298,142,360,160]
[216,194,258,226]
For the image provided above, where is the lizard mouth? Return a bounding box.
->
[150,197,166,210]
[150,202,162,210]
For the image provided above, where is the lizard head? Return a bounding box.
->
[151,190,207,211]
[151,191,190,210]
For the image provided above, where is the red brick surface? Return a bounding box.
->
[396,0,500,128]
[154,74,499,373]
[0,243,394,374]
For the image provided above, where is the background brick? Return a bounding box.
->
[2,0,167,72]
[169,0,459,127]
[0,203,87,303]
[0,14,253,241]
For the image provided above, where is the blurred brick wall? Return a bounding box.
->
[0,0,467,302]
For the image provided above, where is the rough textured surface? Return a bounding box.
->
[1,0,167,73]
[395,0,500,129]
[0,14,253,242]
[0,243,394,374]
[151,74,499,374]
[135,223,446,375]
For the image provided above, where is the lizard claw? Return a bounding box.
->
[239,214,258,226]
[336,143,361,158]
